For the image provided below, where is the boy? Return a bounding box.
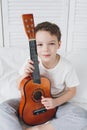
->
[0,22,87,130]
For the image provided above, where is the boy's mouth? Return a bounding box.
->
[42,54,51,57]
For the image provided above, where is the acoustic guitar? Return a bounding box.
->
[19,14,56,126]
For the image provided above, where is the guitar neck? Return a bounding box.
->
[29,40,41,84]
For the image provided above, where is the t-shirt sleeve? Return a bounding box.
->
[65,66,80,88]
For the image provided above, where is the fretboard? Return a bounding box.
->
[29,40,41,84]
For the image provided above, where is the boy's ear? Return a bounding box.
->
[58,41,61,48]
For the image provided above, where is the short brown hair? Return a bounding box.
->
[35,21,61,41]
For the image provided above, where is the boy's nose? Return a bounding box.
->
[43,44,49,51]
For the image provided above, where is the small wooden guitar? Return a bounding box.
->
[19,14,56,126]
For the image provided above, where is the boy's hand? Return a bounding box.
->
[23,59,34,76]
[41,96,56,110]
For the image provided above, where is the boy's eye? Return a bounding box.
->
[37,43,43,46]
[49,43,55,45]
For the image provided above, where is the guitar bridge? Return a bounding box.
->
[33,108,47,115]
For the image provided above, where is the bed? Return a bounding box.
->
[0,47,87,111]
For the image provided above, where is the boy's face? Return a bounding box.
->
[36,30,61,63]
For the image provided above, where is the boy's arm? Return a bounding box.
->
[17,75,26,90]
[17,59,34,91]
[54,86,76,107]
[41,87,76,109]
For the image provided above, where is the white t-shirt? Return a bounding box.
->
[19,56,80,98]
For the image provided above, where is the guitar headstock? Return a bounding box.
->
[22,14,35,40]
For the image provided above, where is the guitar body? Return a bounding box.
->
[19,76,56,125]
[19,14,56,126]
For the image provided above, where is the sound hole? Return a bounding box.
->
[32,88,44,102]
[34,91,42,100]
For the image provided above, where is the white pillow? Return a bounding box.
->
[0,60,3,77]
[67,49,87,103]
[0,47,29,103]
